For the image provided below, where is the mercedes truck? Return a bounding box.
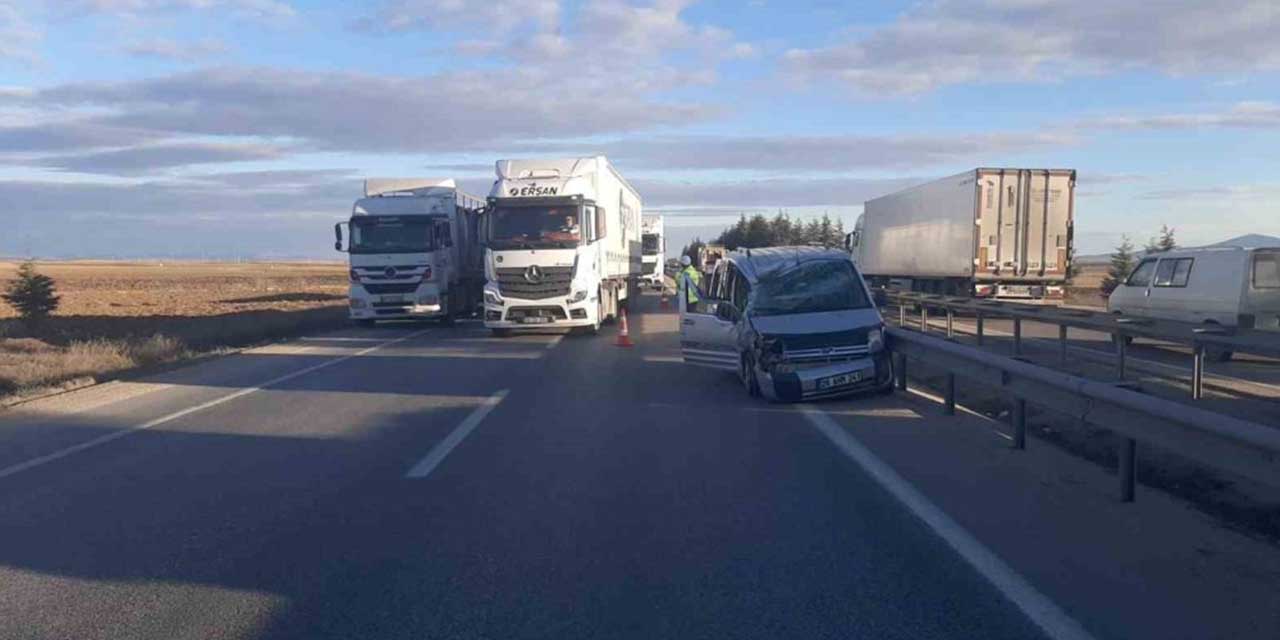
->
[482,156,643,335]
[335,178,485,325]
[850,168,1076,299]
[641,214,665,289]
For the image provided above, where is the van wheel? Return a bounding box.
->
[1201,322,1234,362]
[741,355,762,398]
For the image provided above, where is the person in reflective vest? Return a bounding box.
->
[679,254,702,312]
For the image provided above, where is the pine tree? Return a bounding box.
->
[1157,225,1177,252]
[1100,237,1135,298]
[3,261,60,323]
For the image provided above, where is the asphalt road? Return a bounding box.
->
[0,294,1276,639]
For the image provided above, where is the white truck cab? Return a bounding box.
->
[335,179,484,326]
[482,157,643,335]
[641,215,665,289]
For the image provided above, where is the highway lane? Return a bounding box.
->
[1,294,1277,639]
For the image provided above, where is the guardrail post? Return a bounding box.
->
[976,313,985,345]
[894,353,907,391]
[1115,333,1127,381]
[1012,318,1023,356]
[946,309,954,339]
[1119,438,1136,502]
[920,304,929,333]
[1058,324,1069,366]
[1192,344,1205,400]
[943,373,956,415]
[1012,398,1026,450]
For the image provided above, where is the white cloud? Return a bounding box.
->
[24,66,717,154]
[535,130,1074,171]
[0,1,42,63]
[1081,101,1280,130]
[784,1,1280,94]
[37,141,285,174]
[120,37,229,61]
[64,0,295,20]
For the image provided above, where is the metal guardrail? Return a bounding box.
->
[882,290,1280,401]
[886,327,1280,501]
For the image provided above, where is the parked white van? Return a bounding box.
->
[1107,246,1280,360]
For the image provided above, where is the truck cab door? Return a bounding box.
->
[679,267,739,371]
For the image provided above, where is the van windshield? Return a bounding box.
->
[750,259,870,317]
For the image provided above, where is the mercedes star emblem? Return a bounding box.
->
[523,265,544,283]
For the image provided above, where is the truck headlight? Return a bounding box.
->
[484,290,503,306]
[567,290,588,304]
[868,328,884,353]
[418,294,439,306]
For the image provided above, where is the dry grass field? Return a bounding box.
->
[0,261,348,400]
[1066,263,1108,308]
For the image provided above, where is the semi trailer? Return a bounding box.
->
[334,178,485,325]
[849,168,1075,299]
[482,156,643,334]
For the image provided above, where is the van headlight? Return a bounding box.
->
[868,327,884,353]
[567,290,588,304]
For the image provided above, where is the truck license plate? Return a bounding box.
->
[379,295,405,303]
[817,371,861,390]
[520,316,550,324]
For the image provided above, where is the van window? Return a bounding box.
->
[1153,258,1193,288]
[1254,253,1280,289]
[731,267,751,311]
[1126,259,1157,287]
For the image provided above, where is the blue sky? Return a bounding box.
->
[2,0,1279,259]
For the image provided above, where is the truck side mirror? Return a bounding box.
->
[333,222,344,252]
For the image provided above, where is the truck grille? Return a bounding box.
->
[496,266,573,300]
[363,283,420,295]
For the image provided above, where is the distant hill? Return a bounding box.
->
[1075,233,1280,264]
[1200,234,1280,248]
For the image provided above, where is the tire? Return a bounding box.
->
[741,355,762,398]
[1201,321,1233,362]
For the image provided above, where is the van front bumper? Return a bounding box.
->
[757,352,892,402]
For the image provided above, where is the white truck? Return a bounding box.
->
[850,168,1076,299]
[482,156,643,335]
[334,178,485,326]
[641,214,665,289]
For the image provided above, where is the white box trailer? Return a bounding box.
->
[853,168,1075,299]
[641,214,665,288]
[482,156,643,334]
[335,178,485,325]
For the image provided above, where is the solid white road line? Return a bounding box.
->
[405,389,509,479]
[802,409,1096,640]
[0,329,431,481]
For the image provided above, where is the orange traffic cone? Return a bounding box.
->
[615,308,634,347]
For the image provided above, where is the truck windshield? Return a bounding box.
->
[488,205,581,249]
[350,217,434,254]
[750,260,870,317]
[642,234,660,255]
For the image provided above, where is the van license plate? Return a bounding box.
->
[521,317,550,324]
[817,371,861,390]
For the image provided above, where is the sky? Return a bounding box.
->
[2,0,1279,260]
